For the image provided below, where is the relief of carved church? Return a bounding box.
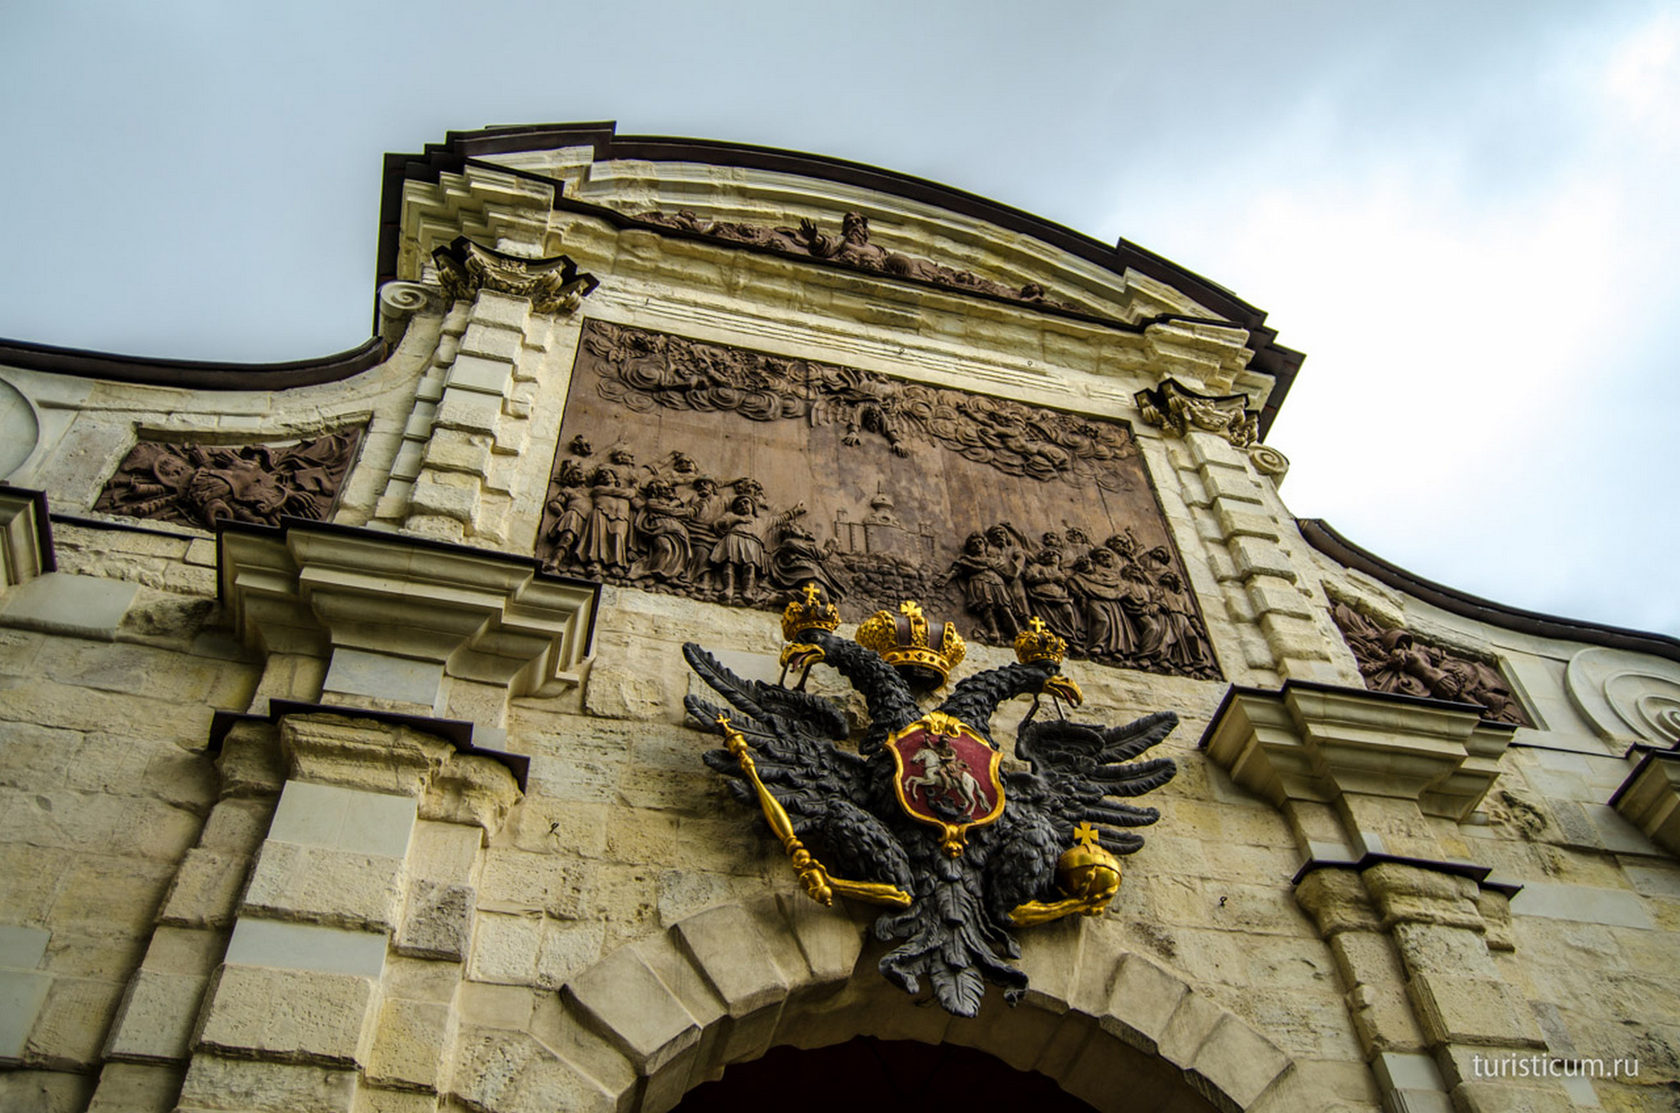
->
[538,321,1220,680]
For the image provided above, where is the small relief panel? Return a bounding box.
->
[1330,600,1533,726]
[633,209,1077,311]
[538,321,1220,680]
[94,430,360,530]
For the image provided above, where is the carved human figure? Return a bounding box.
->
[1367,630,1499,708]
[942,532,1020,643]
[1020,547,1082,643]
[1438,658,1522,721]
[580,463,635,574]
[1071,547,1135,659]
[1117,563,1167,663]
[544,459,592,564]
[985,523,1032,623]
[795,211,894,271]
[708,494,768,602]
[631,479,693,583]
[1063,526,1093,568]
[828,373,910,456]
[684,477,729,584]
[1104,530,1140,564]
[1154,571,1210,672]
[768,503,848,602]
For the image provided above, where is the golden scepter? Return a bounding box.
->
[716,714,910,908]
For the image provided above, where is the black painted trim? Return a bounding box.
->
[1291,852,1500,888]
[1299,518,1680,664]
[0,336,387,391]
[207,700,530,792]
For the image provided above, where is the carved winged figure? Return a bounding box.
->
[683,620,1177,1017]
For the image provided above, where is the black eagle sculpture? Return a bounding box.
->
[683,604,1178,1018]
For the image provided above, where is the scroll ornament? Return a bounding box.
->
[1134,378,1259,448]
[432,236,599,315]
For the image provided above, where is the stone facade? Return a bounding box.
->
[0,122,1676,1112]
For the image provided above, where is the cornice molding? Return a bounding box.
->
[0,336,386,391]
[378,122,1304,435]
[1200,680,1515,822]
[217,518,599,705]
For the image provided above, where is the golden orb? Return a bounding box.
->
[1055,837,1121,905]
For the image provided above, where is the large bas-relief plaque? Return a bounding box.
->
[538,321,1219,680]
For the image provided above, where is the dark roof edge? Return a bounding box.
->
[0,335,387,391]
[1299,518,1680,663]
[376,122,1303,434]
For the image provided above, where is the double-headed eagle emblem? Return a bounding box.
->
[684,588,1178,1017]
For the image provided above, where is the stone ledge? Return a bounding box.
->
[1202,681,1515,822]
[0,486,54,588]
[218,520,598,715]
[1610,749,1680,856]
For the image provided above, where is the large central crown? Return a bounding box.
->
[855,601,966,688]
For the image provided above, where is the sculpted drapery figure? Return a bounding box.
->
[940,533,1021,643]
[580,455,636,575]
[708,494,768,602]
[630,479,692,583]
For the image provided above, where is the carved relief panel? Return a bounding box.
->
[1330,600,1533,726]
[93,430,360,530]
[538,322,1219,680]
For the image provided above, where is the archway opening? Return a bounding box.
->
[672,1037,1100,1113]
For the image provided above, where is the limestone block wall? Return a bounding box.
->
[0,567,255,1112]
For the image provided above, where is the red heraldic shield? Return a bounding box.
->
[885,713,1005,856]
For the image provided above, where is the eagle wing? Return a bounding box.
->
[683,642,912,892]
[986,710,1178,921]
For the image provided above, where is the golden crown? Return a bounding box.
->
[781,583,841,641]
[1013,616,1067,665]
[855,600,966,688]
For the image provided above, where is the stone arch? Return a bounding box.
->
[450,894,1298,1113]
[450,901,1296,1113]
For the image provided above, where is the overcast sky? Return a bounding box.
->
[3,2,1676,635]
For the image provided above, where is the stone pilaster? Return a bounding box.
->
[177,713,520,1113]
[401,291,540,547]
[1175,432,1354,685]
[1204,681,1580,1112]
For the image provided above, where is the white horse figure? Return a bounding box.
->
[904,738,984,817]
